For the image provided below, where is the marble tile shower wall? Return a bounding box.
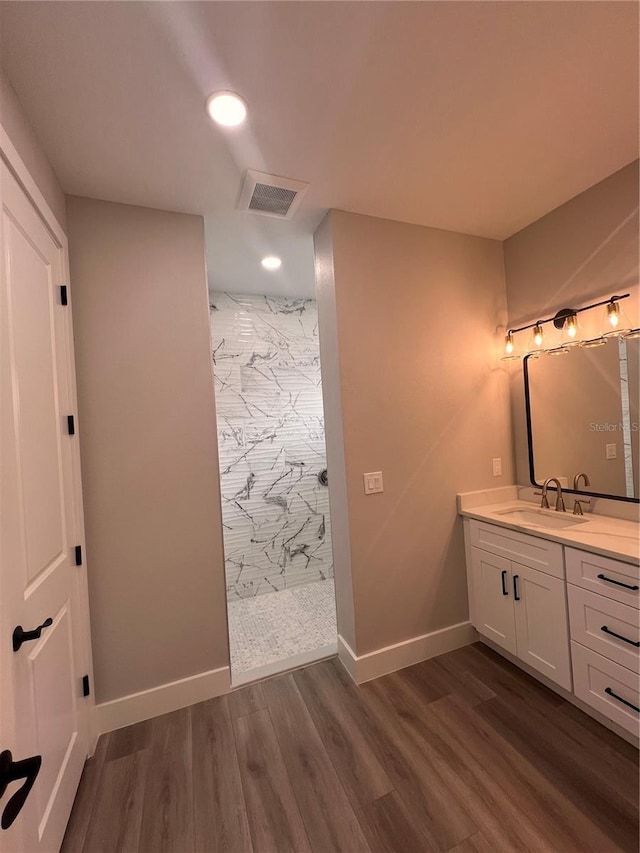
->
[210,292,333,600]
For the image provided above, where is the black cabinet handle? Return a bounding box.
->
[604,687,640,714]
[0,750,42,830]
[501,570,508,596]
[12,618,53,652]
[600,626,640,647]
[597,573,639,591]
[513,574,520,601]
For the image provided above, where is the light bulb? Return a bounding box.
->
[602,297,630,337]
[566,314,577,338]
[504,331,514,355]
[533,323,544,347]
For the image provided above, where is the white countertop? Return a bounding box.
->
[458,491,640,566]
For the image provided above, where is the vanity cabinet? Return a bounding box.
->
[464,516,640,741]
[468,521,572,691]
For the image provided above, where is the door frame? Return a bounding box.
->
[0,123,97,754]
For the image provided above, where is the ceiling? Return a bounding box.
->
[1,1,637,297]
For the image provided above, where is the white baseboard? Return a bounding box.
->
[94,666,231,735]
[338,621,477,684]
[337,635,359,682]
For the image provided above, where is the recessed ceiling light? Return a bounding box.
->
[261,256,282,271]
[206,91,247,127]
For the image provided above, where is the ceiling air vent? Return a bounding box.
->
[238,170,309,219]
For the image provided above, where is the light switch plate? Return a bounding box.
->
[364,472,384,494]
[492,457,502,477]
[606,443,617,460]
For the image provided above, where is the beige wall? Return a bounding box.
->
[0,66,66,229]
[67,197,229,704]
[317,210,512,656]
[314,215,357,649]
[504,160,639,326]
[504,161,640,491]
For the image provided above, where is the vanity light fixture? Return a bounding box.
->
[261,255,282,271]
[502,292,633,358]
[206,91,247,127]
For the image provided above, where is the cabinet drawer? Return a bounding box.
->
[566,548,640,609]
[568,586,639,673]
[572,643,640,737]
[469,520,563,578]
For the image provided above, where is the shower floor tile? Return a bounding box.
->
[227,579,337,685]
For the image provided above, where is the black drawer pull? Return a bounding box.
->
[601,626,640,648]
[501,570,508,596]
[604,687,640,714]
[597,573,639,591]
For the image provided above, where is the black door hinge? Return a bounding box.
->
[60,285,68,306]
[75,545,82,566]
[82,675,90,697]
[67,415,75,435]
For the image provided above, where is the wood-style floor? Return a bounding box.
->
[61,642,639,853]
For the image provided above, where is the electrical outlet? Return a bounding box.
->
[492,457,502,477]
[606,443,617,460]
[363,472,384,494]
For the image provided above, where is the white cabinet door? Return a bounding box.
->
[470,547,516,655]
[0,161,89,852]
[512,561,572,690]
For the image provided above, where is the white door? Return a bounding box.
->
[470,547,517,654]
[0,159,90,852]
[512,561,572,691]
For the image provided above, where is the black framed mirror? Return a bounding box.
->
[523,336,639,503]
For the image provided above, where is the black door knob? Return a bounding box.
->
[0,750,42,830]
[12,618,53,652]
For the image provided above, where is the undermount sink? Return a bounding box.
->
[495,507,589,529]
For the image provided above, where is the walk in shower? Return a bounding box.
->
[209,292,337,684]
